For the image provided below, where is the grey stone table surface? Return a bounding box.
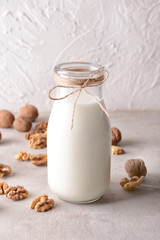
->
[0,111,160,240]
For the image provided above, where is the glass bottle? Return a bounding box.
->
[47,62,111,203]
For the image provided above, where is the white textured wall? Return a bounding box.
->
[0,0,160,112]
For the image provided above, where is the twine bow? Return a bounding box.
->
[48,69,109,129]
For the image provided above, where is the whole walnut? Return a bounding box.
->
[125,159,147,178]
[13,117,32,132]
[19,105,38,122]
[0,110,15,128]
[112,127,121,145]
[0,131,2,141]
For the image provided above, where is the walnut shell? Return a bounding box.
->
[125,159,147,178]
[0,110,15,128]
[13,117,32,132]
[112,127,121,145]
[0,132,2,141]
[19,105,38,122]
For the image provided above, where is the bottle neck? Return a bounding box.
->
[56,85,103,104]
[53,62,106,103]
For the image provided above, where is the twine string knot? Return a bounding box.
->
[48,69,109,129]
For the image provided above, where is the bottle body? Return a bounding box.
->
[47,91,111,203]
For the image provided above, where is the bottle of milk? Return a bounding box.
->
[48,62,111,203]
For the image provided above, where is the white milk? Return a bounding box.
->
[47,90,111,203]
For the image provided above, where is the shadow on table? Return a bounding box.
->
[93,180,160,205]
[119,139,144,148]
[0,138,16,145]
[142,172,160,189]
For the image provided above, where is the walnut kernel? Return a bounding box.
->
[25,130,36,140]
[120,176,144,191]
[112,145,125,155]
[0,163,12,178]
[15,152,31,161]
[30,154,47,166]
[35,121,48,133]
[5,185,28,200]
[29,133,47,149]
[44,130,47,137]
[0,182,9,194]
[30,194,54,212]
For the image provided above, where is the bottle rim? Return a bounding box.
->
[54,62,104,79]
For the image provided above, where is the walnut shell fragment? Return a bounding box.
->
[0,182,9,194]
[112,145,125,155]
[112,127,121,145]
[120,176,144,191]
[125,159,147,178]
[0,163,12,178]
[29,133,47,149]
[30,154,47,166]
[30,194,54,212]
[5,185,28,200]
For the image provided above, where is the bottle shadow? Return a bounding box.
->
[93,180,159,205]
